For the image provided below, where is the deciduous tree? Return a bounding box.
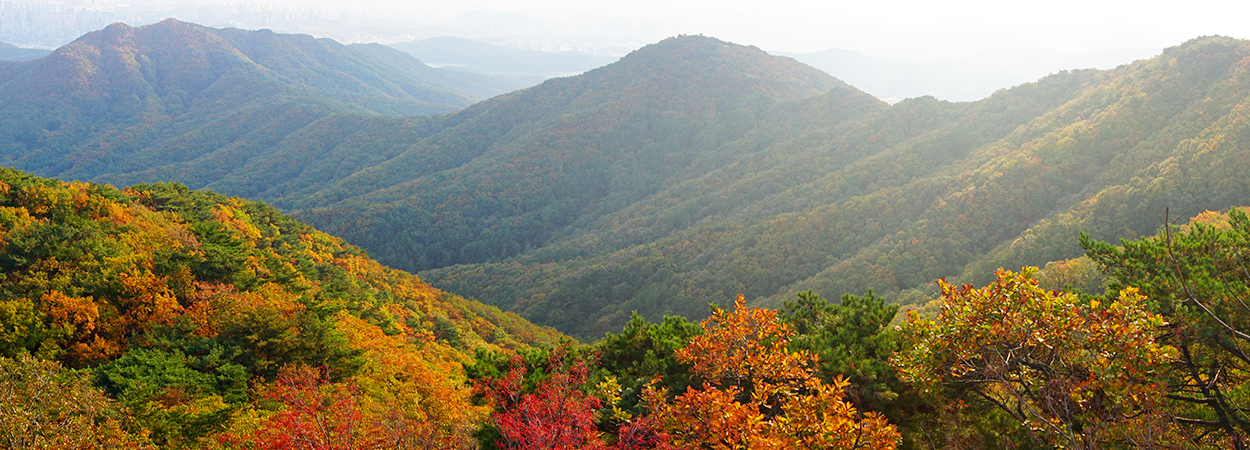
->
[1084,208,1250,447]
[0,356,154,449]
[476,347,608,450]
[643,295,900,449]
[894,268,1177,449]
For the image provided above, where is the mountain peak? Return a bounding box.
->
[582,34,848,103]
[649,34,739,49]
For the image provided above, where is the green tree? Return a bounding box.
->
[594,313,702,418]
[781,290,900,413]
[1084,208,1250,447]
[95,347,244,447]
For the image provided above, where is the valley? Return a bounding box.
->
[4,19,1250,449]
[3,22,1250,341]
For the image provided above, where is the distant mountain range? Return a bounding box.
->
[0,42,50,61]
[3,20,1249,341]
[0,19,538,186]
[390,36,617,78]
[782,46,1163,102]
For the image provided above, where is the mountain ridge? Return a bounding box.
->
[289,35,872,274]
[4,23,1250,341]
[0,19,538,189]
[419,36,1250,338]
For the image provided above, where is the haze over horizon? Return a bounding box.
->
[3,0,1249,101]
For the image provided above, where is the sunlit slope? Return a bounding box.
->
[0,167,562,446]
[294,35,870,272]
[423,36,1250,339]
[0,167,561,366]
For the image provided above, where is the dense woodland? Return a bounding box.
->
[5,23,1250,340]
[6,20,1250,448]
[6,169,1250,449]
[0,168,562,448]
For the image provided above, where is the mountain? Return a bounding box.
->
[0,42,50,61]
[390,36,617,77]
[25,32,856,272]
[287,34,866,275]
[0,167,561,446]
[0,19,534,185]
[415,36,1250,338]
[49,33,866,338]
[6,24,1250,342]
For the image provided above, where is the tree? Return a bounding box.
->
[781,290,900,413]
[217,365,373,450]
[893,268,1178,449]
[0,356,154,449]
[476,347,608,450]
[94,346,245,447]
[595,313,703,418]
[643,295,900,449]
[1083,208,1250,447]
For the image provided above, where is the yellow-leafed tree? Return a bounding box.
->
[643,295,900,450]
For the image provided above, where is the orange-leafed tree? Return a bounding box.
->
[642,295,900,450]
[893,268,1179,449]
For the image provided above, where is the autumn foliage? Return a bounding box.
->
[642,295,900,450]
[217,365,464,450]
[476,349,609,450]
[12,168,1250,449]
[894,268,1177,448]
[0,356,154,449]
[0,169,557,448]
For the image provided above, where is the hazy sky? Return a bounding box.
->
[257,0,1250,60]
[14,0,1249,102]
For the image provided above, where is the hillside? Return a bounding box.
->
[290,35,867,274]
[0,42,50,61]
[0,167,561,446]
[418,36,1250,338]
[0,19,532,185]
[6,24,1250,342]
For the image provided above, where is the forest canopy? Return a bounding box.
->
[5,166,1250,448]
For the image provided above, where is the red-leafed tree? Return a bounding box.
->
[218,365,371,450]
[476,348,608,450]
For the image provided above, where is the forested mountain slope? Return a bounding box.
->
[0,167,560,446]
[293,35,866,273]
[421,36,1250,338]
[0,19,530,187]
[5,23,1250,342]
